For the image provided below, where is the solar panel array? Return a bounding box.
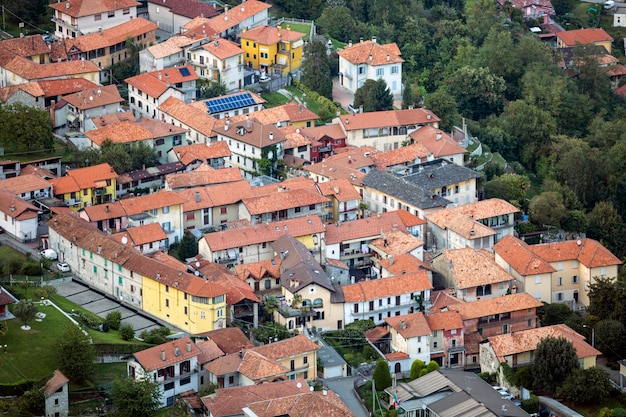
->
[205,92,256,114]
[178,67,191,77]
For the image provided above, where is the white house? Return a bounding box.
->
[187,38,244,93]
[128,337,201,408]
[146,0,220,34]
[44,370,70,417]
[50,0,140,38]
[385,313,432,364]
[337,37,404,97]
[0,189,39,242]
[139,36,199,73]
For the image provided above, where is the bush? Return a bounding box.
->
[119,324,135,341]
[410,359,425,380]
[105,311,122,330]
[373,359,392,390]
[100,322,110,332]
[363,345,378,361]
[21,262,43,276]
[521,394,540,414]
[478,372,497,385]
[74,310,104,329]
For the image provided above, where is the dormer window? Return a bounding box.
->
[237,127,246,135]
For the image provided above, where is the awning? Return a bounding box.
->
[94,180,107,188]
[430,352,445,359]
[227,248,236,259]
[66,114,76,122]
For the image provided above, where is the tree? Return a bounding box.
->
[410,359,425,380]
[169,232,198,262]
[556,366,612,404]
[129,142,160,171]
[424,88,459,132]
[252,321,291,343]
[119,323,135,341]
[111,38,141,82]
[0,103,54,154]
[538,303,578,326]
[59,325,95,382]
[528,192,567,230]
[301,39,332,99]
[100,139,133,174]
[109,376,161,417]
[316,6,364,43]
[447,66,505,120]
[263,296,280,316]
[595,320,626,359]
[354,79,394,112]
[588,276,626,325]
[373,359,392,390]
[197,79,227,99]
[587,201,625,257]
[105,311,122,331]
[483,174,530,208]
[532,336,578,394]
[13,300,37,328]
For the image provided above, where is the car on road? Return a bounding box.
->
[40,249,58,260]
[56,262,70,273]
[493,386,515,400]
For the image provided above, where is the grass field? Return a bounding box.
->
[259,91,290,107]
[282,22,311,40]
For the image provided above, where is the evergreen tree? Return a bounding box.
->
[532,336,578,394]
[110,376,161,417]
[354,79,394,112]
[59,325,96,382]
[373,359,392,390]
[301,39,333,99]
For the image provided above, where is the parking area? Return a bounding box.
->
[51,280,163,337]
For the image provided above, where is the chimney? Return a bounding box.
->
[426,113,431,120]
[239,349,243,358]
[174,345,181,357]
[161,350,166,361]
[400,320,406,330]
[195,191,200,202]
[389,255,393,266]
[269,132,274,141]
[436,132,442,141]
[359,37,363,43]
[105,204,109,212]
[372,36,377,43]
[186,341,192,352]
[97,244,102,254]
[386,54,390,62]
[348,40,352,47]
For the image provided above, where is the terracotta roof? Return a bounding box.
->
[196,339,225,364]
[50,0,140,17]
[133,336,200,371]
[337,39,403,66]
[323,211,408,244]
[0,35,50,57]
[341,272,432,302]
[172,142,231,165]
[304,161,366,186]
[125,64,198,99]
[86,117,186,146]
[393,209,426,227]
[44,370,69,398]
[424,311,463,331]
[238,350,289,380]
[379,253,432,275]
[429,290,464,313]
[451,293,542,320]
[196,261,261,304]
[486,324,601,361]
[82,201,126,222]
[253,334,319,360]
[206,180,252,206]
[300,123,346,142]
[248,177,318,197]
[493,235,556,276]
[202,380,306,417]
[440,248,514,289]
[373,143,430,169]
[0,82,45,102]
[182,22,219,40]
[49,175,80,195]
[111,223,167,246]
[146,0,220,18]
[409,126,467,159]
[496,0,554,9]
[245,390,354,417]
[90,111,136,127]
[51,163,117,192]
[204,351,242,375]
[63,84,123,110]
[365,326,389,343]
[385,352,410,361]
[69,18,157,52]
[338,108,439,132]
[204,0,272,34]
[234,256,281,281]
[212,102,317,127]
[159,96,216,137]
[37,78,100,98]
[448,198,520,220]
[369,229,423,257]
[4,55,100,81]
[199,38,243,59]
[556,28,613,47]
[203,215,324,251]
[213,118,288,148]
[196,327,254,354]
[242,188,328,215]
[145,36,195,59]
[0,174,51,195]
[119,190,185,215]
[385,312,431,339]
[426,210,496,240]
[316,179,361,202]
[16,165,55,180]
[528,238,622,268]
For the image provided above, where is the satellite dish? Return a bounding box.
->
[310,386,314,391]
[577,239,582,246]
[297,382,302,389]
[195,261,200,267]
[121,236,128,245]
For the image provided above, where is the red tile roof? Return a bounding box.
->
[159,96,217,137]
[341,272,432,302]
[556,28,613,47]
[125,64,198,99]
[379,253,432,275]
[338,108,440,132]
[203,0,272,34]
[68,18,157,52]
[44,370,69,398]
[448,198,520,220]
[528,238,622,268]
[409,126,467,159]
[324,211,408,244]
[50,0,140,17]
[440,248,514,289]
[119,191,185,215]
[369,229,423,258]
[51,163,117,193]
[239,25,304,45]
[337,39,403,66]
[133,336,200,371]
[172,142,231,165]
[426,210,495,240]
[252,334,319,360]
[316,179,361,202]
[242,188,328,215]
[196,327,254,354]
[451,293,542,320]
[424,311,463,331]
[200,38,243,59]
[196,261,261,304]
[62,84,123,111]
[234,257,281,281]
[385,312,431,339]
[0,35,50,57]
[493,235,556,276]
[111,223,167,246]
[37,78,100,98]
[245,390,354,417]
[0,174,51,195]
[5,55,100,81]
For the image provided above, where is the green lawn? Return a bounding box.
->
[284,22,311,40]
[260,91,290,108]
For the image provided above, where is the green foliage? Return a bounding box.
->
[251,321,290,344]
[301,39,332,99]
[139,326,171,345]
[556,366,612,404]
[478,372,497,385]
[292,80,339,123]
[587,201,625,258]
[198,382,220,397]
[32,285,57,300]
[21,386,45,415]
[119,324,135,341]
[263,296,280,316]
[532,336,578,394]
[59,325,96,382]
[12,300,37,327]
[520,394,540,414]
[197,79,226,99]
[168,232,198,262]
[71,139,159,175]
[74,309,105,329]
[363,345,378,361]
[426,360,440,373]
[111,38,141,82]
[500,362,514,385]
[410,359,425,380]
[447,66,505,120]
[483,174,530,208]
[105,311,123,331]
[354,78,394,112]
[373,359,392,390]
[513,365,533,388]
[0,103,54,155]
[595,320,626,359]
[538,303,580,326]
[20,262,42,276]
[109,376,161,417]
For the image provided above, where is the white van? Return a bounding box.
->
[40,249,58,260]
[605,0,615,10]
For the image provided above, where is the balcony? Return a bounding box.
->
[52,16,78,31]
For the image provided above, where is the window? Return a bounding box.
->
[535,275,541,284]
[155,138,165,146]
[557,277,562,286]
[123,8,130,14]
[303,356,308,364]
[572,275,579,284]
[165,299,169,307]
[260,52,268,59]
[353,303,359,313]
[265,279,271,289]
[180,376,191,386]
[376,68,384,76]
[557,292,563,301]
[433,341,438,348]
[108,11,115,18]
[573,260,578,268]
[94,14,102,21]
[186,213,195,221]
[93,266,97,274]
[164,382,174,391]
[309,204,315,210]
[557,262,563,271]
[391,66,398,74]
[184,306,188,315]
[369,301,374,311]
[228,376,234,384]
[162,206,170,214]
[395,296,400,306]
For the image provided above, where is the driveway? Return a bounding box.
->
[332,77,355,112]
[324,376,370,417]
[51,279,163,337]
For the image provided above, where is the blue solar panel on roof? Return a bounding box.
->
[204,92,255,114]
[179,67,191,77]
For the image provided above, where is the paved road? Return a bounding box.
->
[325,376,370,417]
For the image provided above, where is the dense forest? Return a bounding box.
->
[266,0,626,259]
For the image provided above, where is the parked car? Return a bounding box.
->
[348,103,360,114]
[40,249,58,260]
[605,0,615,9]
[56,262,70,273]
[493,387,514,400]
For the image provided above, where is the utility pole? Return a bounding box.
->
[2,6,5,33]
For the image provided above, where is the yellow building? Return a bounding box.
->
[239,25,305,76]
[252,335,319,382]
[140,269,227,335]
[50,163,118,210]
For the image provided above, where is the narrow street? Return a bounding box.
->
[324,377,370,417]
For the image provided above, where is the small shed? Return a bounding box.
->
[318,345,347,379]
[44,369,69,417]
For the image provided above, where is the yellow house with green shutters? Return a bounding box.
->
[134,259,228,335]
[50,163,118,210]
[238,25,305,76]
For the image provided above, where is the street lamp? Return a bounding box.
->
[583,325,595,348]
